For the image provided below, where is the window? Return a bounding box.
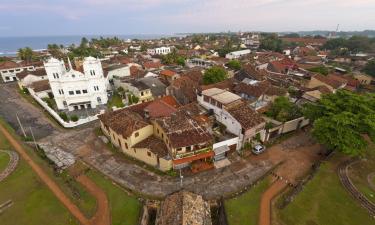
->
[157,128,159,134]
[134,132,139,137]
[161,133,164,138]
[69,91,74,95]
[125,143,128,149]
[63,101,67,107]
[186,146,192,151]
[118,139,122,148]
[203,95,210,103]
[177,148,182,152]
[97,97,102,104]
[94,86,99,91]
[141,91,144,96]
[82,89,88,94]
[147,151,151,157]
[72,74,75,78]
[76,90,81,94]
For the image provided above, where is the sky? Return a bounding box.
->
[0,0,374,37]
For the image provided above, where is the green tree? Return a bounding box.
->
[362,60,375,77]
[202,66,228,85]
[176,57,186,66]
[17,47,34,62]
[260,34,283,52]
[265,96,302,122]
[303,90,375,155]
[227,60,242,70]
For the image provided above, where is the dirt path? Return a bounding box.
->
[258,180,287,225]
[76,175,111,225]
[0,124,110,225]
[0,150,19,182]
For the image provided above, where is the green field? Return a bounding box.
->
[225,177,270,225]
[0,127,79,225]
[348,142,375,204]
[0,151,10,172]
[277,156,374,225]
[86,169,142,225]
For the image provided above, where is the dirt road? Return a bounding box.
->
[0,124,110,225]
[258,180,287,225]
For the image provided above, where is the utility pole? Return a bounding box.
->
[179,169,183,187]
[29,127,38,150]
[16,113,27,138]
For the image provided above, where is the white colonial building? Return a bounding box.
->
[147,46,171,55]
[44,57,108,111]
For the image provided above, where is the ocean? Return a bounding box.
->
[0,34,175,56]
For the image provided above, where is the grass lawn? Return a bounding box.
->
[86,169,142,225]
[277,156,374,225]
[0,151,10,172]
[0,126,79,225]
[225,177,271,225]
[0,118,96,218]
[348,142,375,203]
[107,92,124,109]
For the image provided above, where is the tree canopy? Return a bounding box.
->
[226,60,242,70]
[260,34,283,52]
[303,90,375,155]
[362,60,375,77]
[322,36,375,53]
[203,66,228,85]
[17,47,35,62]
[265,96,302,122]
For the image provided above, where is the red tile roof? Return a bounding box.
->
[160,69,177,77]
[144,61,163,69]
[227,101,265,130]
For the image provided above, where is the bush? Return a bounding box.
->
[227,60,242,70]
[70,115,79,122]
[59,112,69,122]
[22,87,29,94]
[203,66,228,85]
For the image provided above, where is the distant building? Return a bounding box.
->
[0,61,42,83]
[225,49,251,59]
[147,46,171,55]
[44,57,108,111]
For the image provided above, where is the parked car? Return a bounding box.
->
[252,144,266,155]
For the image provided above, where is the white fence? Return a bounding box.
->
[213,136,240,151]
[28,89,102,128]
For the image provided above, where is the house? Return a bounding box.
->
[0,61,39,82]
[99,96,213,171]
[44,57,108,111]
[235,64,267,82]
[155,191,212,225]
[104,64,130,81]
[139,77,167,98]
[159,69,180,83]
[16,68,47,88]
[166,71,201,105]
[143,61,164,71]
[353,73,373,85]
[225,49,251,59]
[114,79,153,103]
[186,58,215,68]
[267,58,298,74]
[234,80,287,110]
[29,80,52,99]
[305,74,347,93]
[301,86,331,103]
[198,88,266,147]
[147,46,171,55]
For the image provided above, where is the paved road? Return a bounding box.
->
[0,83,56,139]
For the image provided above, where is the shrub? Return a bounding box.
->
[70,115,79,122]
[59,112,69,122]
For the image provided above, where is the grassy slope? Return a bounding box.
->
[225,177,270,225]
[0,128,79,225]
[277,157,374,225]
[348,142,375,204]
[86,169,142,225]
[0,151,10,172]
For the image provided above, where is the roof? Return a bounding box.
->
[98,109,149,138]
[30,80,51,92]
[234,80,286,98]
[144,98,178,119]
[139,77,167,97]
[156,191,212,225]
[313,74,345,89]
[130,80,150,91]
[155,111,212,148]
[0,61,21,70]
[144,61,163,69]
[16,68,46,80]
[235,64,267,81]
[200,78,235,91]
[227,101,265,130]
[160,69,177,77]
[132,135,169,158]
[202,88,241,105]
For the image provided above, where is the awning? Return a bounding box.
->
[173,151,214,165]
